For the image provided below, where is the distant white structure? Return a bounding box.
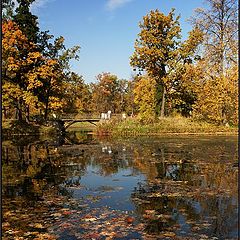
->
[102,146,108,152]
[122,113,127,120]
[107,110,111,119]
[53,113,57,119]
[101,111,111,120]
[108,146,112,154]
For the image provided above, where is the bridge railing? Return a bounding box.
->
[58,113,101,120]
[53,112,124,120]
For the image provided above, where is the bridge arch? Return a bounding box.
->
[64,119,99,130]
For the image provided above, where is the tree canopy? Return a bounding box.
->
[2,0,238,126]
[130,9,203,118]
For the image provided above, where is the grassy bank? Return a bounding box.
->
[67,121,96,131]
[2,120,59,136]
[2,119,95,137]
[95,117,238,137]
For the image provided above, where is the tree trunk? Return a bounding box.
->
[17,108,23,121]
[26,105,30,123]
[44,92,50,121]
[222,106,227,125]
[44,102,49,121]
[15,108,18,119]
[160,86,166,118]
[3,107,7,120]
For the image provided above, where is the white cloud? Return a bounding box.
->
[106,0,133,11]
[30,0,54,12]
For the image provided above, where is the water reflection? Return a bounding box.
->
[2,134,238,239]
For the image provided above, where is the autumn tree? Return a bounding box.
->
[133,75,156,122]
[192,0,238,74]
[183,59,238,125]
[119,79,136,116]
[130,9,203,117]
[2,0,44,120]
[91,73,120,113]
[2,20,43,120]
[90,73,135,115]
[36,36,80,120]
[63,72,91,114]
[189,0,238,124]
[2,0,81,121]
[2,20,62,121]
[130,9,181,117]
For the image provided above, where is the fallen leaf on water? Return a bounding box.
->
[35,233,57,240]
[2,222,10,228]
[125,216,135,224]
[63,211,72,215]
[145,210,156,214]
[83,217,97,222]
[162,232,176,237]
[51,213,62,217]
[34,223,44,229]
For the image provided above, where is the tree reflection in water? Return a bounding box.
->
[2,134,238,239]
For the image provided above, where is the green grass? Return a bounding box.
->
[96,116,238,137]
[67,121,96,131]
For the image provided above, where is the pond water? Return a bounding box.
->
[2,132,238,239]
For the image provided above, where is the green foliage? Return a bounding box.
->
[14,0,40,44]
[2,0,15,20]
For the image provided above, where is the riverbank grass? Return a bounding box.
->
[2,120,40,135]
[67,121,96,131]
[96,117,237,136]
[2,120,58,136]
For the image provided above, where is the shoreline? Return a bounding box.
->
[93,131,238,138]
[2,119,238,138]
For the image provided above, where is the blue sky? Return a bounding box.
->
[30,0,205,83]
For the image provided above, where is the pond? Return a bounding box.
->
[2,132,238,239]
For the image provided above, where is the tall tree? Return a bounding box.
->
[13,0,39,44]
[2,20,81,121]
[2,20,43,121]
[130,9,181,117]
[34,36,80,120]
[192,0,238,74]
[2,0,15,20]
[189,0,238,124]
[130,9,202,117]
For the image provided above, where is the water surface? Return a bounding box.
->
[2,133,238,239]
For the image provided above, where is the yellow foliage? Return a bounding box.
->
[134,75,156,122]
[183,62,238,125]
